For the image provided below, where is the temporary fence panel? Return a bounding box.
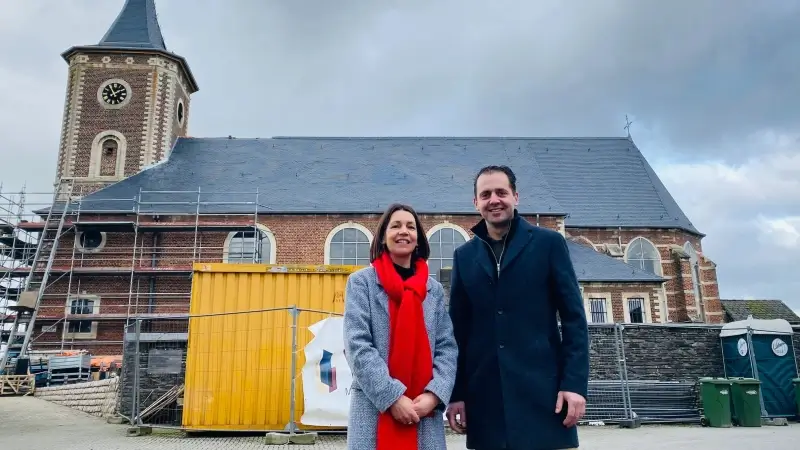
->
[584,324,634,424]
[720,318,798,418]
[119,318,189,427]
[181,263,357,432]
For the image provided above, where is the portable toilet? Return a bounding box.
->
[720,316,798,418]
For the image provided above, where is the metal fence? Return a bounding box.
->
[584,324,634,424]
[118,312,705,431]
[119,307,344,432]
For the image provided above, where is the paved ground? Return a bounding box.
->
[1,396,799,449]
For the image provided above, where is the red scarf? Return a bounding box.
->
[373,252,433,450]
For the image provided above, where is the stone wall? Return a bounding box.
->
[34,377,119,419]
[591,323,799,382]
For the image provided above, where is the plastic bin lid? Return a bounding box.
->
[699,377,732,384]
[728,377,761,384]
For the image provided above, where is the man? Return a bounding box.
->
[446,165,590,450]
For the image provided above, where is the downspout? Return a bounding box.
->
[617,226,622,247]
[148,220,161,316]
[536,213,540,227]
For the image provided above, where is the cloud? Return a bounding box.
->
[0,1,798,310]
[655,131,800,308]
[758,216,800,250]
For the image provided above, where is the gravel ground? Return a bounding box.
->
[1,396,798,449]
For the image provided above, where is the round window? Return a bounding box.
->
[80,231,104,249]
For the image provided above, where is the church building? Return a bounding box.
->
[3,0,722,358]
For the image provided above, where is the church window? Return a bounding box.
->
[427,224,469,280]
[683,242,704,318]
[67,298,94,334]
[588,297,610,323]
[224,225,276,264]
[177,100,185,125]
[99,139,118,176]
[89,131,127,179]
[325,223,372,266]
[624,237,662,276]
[75,230,106,253]
[627,297,646,323]
[63,295,99,339]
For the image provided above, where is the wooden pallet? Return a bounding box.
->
[0,375,35,396]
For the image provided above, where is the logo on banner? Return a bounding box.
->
[319,349,338,392]
[301,317,354,427]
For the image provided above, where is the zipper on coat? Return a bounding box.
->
[477,232,509,278]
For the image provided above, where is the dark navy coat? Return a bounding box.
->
[448,212,589,450]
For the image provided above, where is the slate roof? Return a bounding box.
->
[73,136,701,234]
[720,299,800,324]
[60,0,199,92]
[97,0,166,51]
[566,240,663,283]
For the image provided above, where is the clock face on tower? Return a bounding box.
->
[101,82,128,105]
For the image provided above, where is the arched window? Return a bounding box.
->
[223,225,276,264]
[325,223,372,266]
[88,131,127,178]
[684,241,704,316]
[427,224,470,280]
[625,237,662,276]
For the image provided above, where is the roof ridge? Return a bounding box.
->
[269,136,632,141]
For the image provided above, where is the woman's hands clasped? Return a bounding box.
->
[389,396,419,425]
[389,392,440,425]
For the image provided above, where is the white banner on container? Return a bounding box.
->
[300,317,353,426]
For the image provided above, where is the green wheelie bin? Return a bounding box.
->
[792,378,800,420]
[729,378,762,427]
[699,377,732,428]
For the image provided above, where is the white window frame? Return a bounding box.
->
[426,223,471,279]
[622,293,652,324]
[63,295,100,340]
[624,236,663,276]
[324,222,373,266]
[583,291,613,324]
[222,224,277,264]
[74,230,107,254]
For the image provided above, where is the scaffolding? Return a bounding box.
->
[0,183,272,370]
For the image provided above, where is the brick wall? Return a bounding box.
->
[33,213,733,357]
[56,52,193,189]
[567,227,722,324]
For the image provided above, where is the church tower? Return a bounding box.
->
[56,0,198,195]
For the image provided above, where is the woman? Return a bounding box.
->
[343,203,458,450]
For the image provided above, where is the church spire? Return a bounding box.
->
[98,0,166,51]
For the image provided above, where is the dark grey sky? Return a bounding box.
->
[1,1,798,310]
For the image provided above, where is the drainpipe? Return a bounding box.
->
[148,224,161,316]
[617,226,622,247]
[535,214,540,227]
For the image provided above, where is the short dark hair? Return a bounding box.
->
[370,203,431,262]
[473,165,517,197]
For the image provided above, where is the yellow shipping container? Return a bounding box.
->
[182,263,359,431]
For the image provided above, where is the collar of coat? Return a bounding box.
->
[470,208,523,242]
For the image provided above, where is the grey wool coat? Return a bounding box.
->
[343,266,458,450]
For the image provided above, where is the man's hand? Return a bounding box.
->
[389,396,420,425]
[412,392,439,418]
[555,391,586,428]
[445,401,467,433]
